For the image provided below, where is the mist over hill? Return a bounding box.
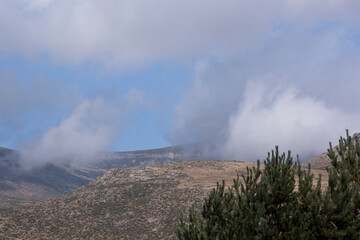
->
[0,144,205,202]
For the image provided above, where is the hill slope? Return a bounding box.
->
[0,145,201,203]
[0,160,328,239]
[0,147,104,202]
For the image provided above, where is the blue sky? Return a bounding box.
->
[0,56,193,151]
[1,0,360,164]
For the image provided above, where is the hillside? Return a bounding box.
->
[0,142,331,206]
[303,133,360,170]
[0,147,103,204]
[0,145,201,205]
[0,160,328,239]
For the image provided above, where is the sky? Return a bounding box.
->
[1,0,360,165]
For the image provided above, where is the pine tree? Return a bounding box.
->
[176,131,360,239]
[320,130,360,239]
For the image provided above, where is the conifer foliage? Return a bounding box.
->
[176,131,360,239]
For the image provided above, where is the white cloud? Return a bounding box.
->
[17,87,151,168]
[224,81,360,161]
[1,0,360,161]
[167,0,360,161]
[20,98,120,168]
[0,0,359,66]
[170,47,360,161]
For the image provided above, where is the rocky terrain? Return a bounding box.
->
[0,159,329,239]
[303,152,331,170]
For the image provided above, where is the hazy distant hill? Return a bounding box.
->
[0,142,332,206]
[0,147,102,202]
[94,144,200,169]
[0,159,328,239]
[0,145,202,203]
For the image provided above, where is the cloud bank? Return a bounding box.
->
[1,1,360,162]
[1,0,358,67]
[0,72,149,168]
[169,2,360,160]
[20,98,120,168]
[171,61,360,161]
[225,82,360,161]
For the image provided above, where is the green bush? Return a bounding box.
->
[176,131,360,240]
